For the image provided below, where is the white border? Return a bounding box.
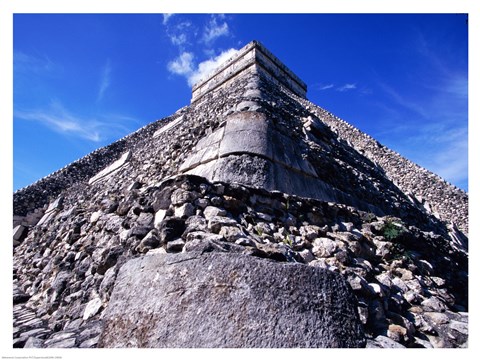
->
[2,1,477,359]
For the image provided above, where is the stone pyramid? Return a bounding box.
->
[12,40,468,348]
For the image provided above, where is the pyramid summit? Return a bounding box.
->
[12,40,468,348]
[191,40,307,102]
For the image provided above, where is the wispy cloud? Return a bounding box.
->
[14,50,55,74]
[312,82,358,92]
[313,83,334,91]
[202,15,229,44]
[165,20,193,47]
[336,83,357,92]
[371,69,467,190]
[170,33,187,46]
[97,59,112,102]
[405,123,468,189]
[429,136,468,187]
[377,81,429,118]
[14,100,136,142]
[163,14,174,25]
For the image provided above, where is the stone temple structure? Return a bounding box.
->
[12,41,468,348]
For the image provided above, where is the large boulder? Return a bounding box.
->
[98,252,365,348]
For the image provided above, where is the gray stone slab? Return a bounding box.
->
[13,225,27,241]
[153,116,184,138]
[211,154,274,189]
[235,100,263,112]
[272,164,337,202]
[297,157,318,177]
[243,88,263,99]
[44,337,76,348]
[195,127,224,150]
[219,129,272,159]
[24,337,45,348]
[89,151,131,185]
[184,161,217,180]
[180,128,223,172]
[36,211,55,227]
[223,111,270,135]
[45,196,64,213]
[99,252,365,348]
[179,147,209,172]
[271,131,304,173]
[200,144,220,165]
[265,130,318,177]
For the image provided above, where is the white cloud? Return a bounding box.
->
[97,59,112,102]
[406,125,468,189]
[188,48,238,86]
[167,48,238,87]
[167,52,195,76]
[336,83,357,92]
[15,105,101,142]
[170,33,187,46]
[202,16,229,44]
[14,101,135,142]
[164,15,236,87]
[166,21,193,47]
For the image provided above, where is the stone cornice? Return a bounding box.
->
[191,40,307,102]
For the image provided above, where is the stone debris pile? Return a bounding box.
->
[13,175,467,348]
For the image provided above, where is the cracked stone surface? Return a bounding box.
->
[99,252,365,348]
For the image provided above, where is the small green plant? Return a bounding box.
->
[382,218,404,240]
[389,244,416,266]
[283,235,293,247]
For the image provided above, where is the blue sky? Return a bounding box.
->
[12,13,469,191]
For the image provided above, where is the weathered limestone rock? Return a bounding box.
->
[83,298,103,320]
[99,252,365,348]
[13,225,28,245]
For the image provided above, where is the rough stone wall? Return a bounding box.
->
[13,174,468,348]
[14,69,466,242]
[294,95,468,235]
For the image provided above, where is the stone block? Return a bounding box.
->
[219,129,272,158]
[99,252,365,348]
[13,225,27,242]
[195,126,224,150]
